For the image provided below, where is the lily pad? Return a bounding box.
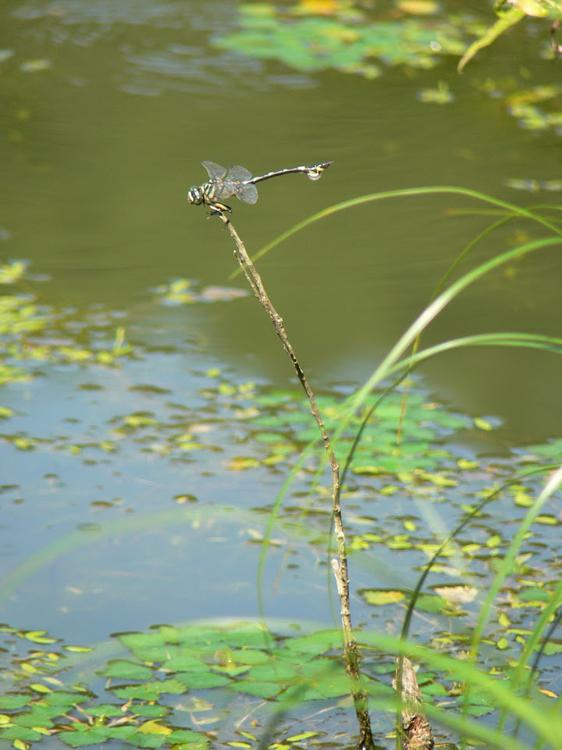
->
[217,8,468,75]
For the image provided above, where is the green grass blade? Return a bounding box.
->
[342,237,561,424]
[432,214,514,300]
[395,462,559,750]
[255,446,316,617]
[258,644,546,750]
[373,694,533,750]
[359,632,560,745]
[0,504,322,606]
[447,205,562,220]
[342,332,562,492]
[499,583,562,736]
[398,463,559,643]
[468,465,562,660]
[463,466,562,729]
[535,693,562,750]
[386,334,562,373]
[229,186,561,279]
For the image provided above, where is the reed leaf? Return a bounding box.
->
[229,187,561,279]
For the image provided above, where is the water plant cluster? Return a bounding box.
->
[216,1,561,136]
[2,177,561,749]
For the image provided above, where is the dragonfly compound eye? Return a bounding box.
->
[187,186,203,205]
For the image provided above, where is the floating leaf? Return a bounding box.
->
[362,589,405,605]
[433,585,478,604]
[217,12,468,75]
[28,684,51,694]
[285,731,320,742]
[416,594,447,613]
[138,721,172,736]
[418,81,454,104]
[133,705,170,719]
[486,534,502,548]
[474,417,494,431]
[23,631,56,644]
[112,679,187,700]
[227,457,260,471]
[0,261,27,285]
[0,728,42,742]
[20,59,51,73]
[229,680,280,699]
[102,660,154,681]
[84,705,124,718]
[405,0,441,11]
[175,672,231,689]
[0,696,29,710]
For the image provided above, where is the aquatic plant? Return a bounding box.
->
[1,185,560,750]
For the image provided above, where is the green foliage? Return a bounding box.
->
[213,1,561,136]
[244,385,470,477]
[0,623,353,749]
[458,0,562,72]
[417,80,454,104]
[505,84,562,133]
[153,278,248,305]
[1,617,560,750]
[217,5,468,75]
[0,264,134,388]
[1,191,560,750]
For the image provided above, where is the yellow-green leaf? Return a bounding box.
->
[138,721,172,736]
[29,684,51,694]
[474,417,494,431]
[286,731,319,742]
[362,590,404,605]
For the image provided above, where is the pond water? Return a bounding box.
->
[0,2,560,748]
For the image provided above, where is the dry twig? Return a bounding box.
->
[393,657,434,750]
[217,213,374,750]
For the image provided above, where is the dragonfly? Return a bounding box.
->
[187,160,333,217]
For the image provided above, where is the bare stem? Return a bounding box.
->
[393,658,434,750]
[219,215,374,749]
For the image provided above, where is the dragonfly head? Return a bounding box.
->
[187,185,204,205]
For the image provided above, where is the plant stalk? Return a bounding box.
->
[218,214,374,750]
[393,657,434,750]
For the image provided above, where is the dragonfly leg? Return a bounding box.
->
[208,201,232,220]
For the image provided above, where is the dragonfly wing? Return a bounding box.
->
[228,165,253,182]
[222,166,256,202]
[237,183,258,204]
[202,161,227,180]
